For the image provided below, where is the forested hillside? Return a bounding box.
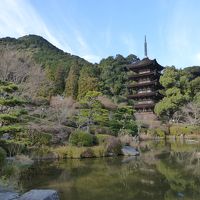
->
[0,34,138,102]
[0,35,139,156]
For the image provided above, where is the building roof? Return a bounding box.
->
[127,57,164,71]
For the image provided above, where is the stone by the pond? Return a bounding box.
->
[19,189,59,200]
[121,146,139,156]
[0,191,19,200]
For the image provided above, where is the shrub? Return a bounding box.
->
[170,125,200,135]
[54,145,107,159]
[29,132,52,147]
[0,125,22,135]
[155,128,166,137]
[1,140,26,157]
[119,134,133,145]
[54,146,68,159]
[92,145,107,157]
[147,129,156,135]
[65,146,86,158]
[96,134,111,144]
[69,131,96,147]
[80,148,95,158]
[0,147,6,166]
[106,137,122,156]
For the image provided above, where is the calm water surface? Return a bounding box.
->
[18,140,200,200]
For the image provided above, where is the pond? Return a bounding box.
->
[6,140,200,200]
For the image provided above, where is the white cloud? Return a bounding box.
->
[0,0,102,63]
[121,33,137,54]
[72,29,101,62]
[74,30,89,52]
[0,0,72,52]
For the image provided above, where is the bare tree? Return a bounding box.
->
[181,103,200,125]
[0,49,32,83]
[172,110,184,124]
[49,96,76,125]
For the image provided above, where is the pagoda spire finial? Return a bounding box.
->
[144,35,148,58]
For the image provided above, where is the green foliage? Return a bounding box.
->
[183,66,200,80]
[0,125,22,136]
[96,134,111,144]
[160,66,179,88]
[77,91,109,132]
[0,35,90,96]
[0,97,24,107]
[109,106,137,136]
[0,81,28,156]
[29,132,52,147]
[155,66,191,118]
[190,77,200,97]
[77,66,98,99]
[147,128,166,137]
[0,147,6,166]
[0,80,18,93]
[99,54,139,102]
[170,125,200,135]
[155,128,166,137]
[0,114,18,124]
[0,139,27,157]
[54,66,67,94]
[54,145,107,158]
[69,131,97,147]
[65,64,80,99]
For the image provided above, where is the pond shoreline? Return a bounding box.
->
[139,134,200,141]
[1,140,200,200]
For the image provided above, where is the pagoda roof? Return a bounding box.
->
[127,58,164,71]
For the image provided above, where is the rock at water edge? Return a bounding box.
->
[19,189,59,200]
[121,146,139,156]
[0,192,19,200]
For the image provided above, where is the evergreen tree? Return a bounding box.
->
[54,66,66,94]
[77,66,98,99]
[76,91,109,133]
[65,63,80,99]
[0,80,26,155]
[99,54,139,102]
[155,66,191,119]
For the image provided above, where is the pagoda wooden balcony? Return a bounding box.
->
[134,102,155,109]
[127,91,157,99]
[128,80,157,88]
[128,71,161,80]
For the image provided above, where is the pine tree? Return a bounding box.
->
[0,80,26,155]
[65,64,80,99]
[77,66,98,99]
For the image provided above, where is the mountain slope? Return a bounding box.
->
[0,34,96,97]
[0,34,138,102]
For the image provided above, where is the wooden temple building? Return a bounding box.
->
[127,37,164,127]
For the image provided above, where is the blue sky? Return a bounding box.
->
[1,0,200,68]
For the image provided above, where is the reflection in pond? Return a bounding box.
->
[9,141,200,200]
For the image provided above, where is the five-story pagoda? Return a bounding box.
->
[127,36,164,113]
